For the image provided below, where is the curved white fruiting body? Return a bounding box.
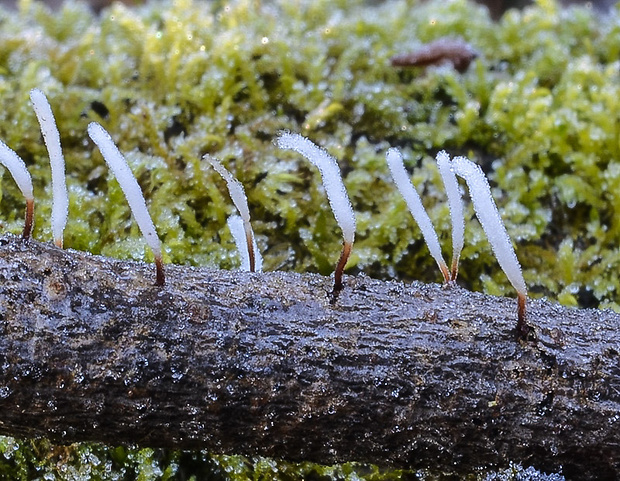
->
[87,122,164,285]
[205,155,259,272]
[451,157,526,295]
[227,215,263,272]
[452,156,528,336]
[386,147,450,283]
[436,150,464,280]
[0,139,34,238]
[276,132,356,245]
[276,132,356,292]
[0,141,33,201]
[205,156,250,220]
[30,88,68,248]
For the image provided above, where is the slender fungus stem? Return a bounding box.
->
[30,88,68,248]
[517,292,528,339]
[0,139,34,239]
[155,256,165,287]
[245,226,256,273]
[334,240,352,293]
[436,151,464,281]
[276,132,356,294]
[227,215,263,272]
[452,156,530,339]
[386,148,450,283]
[87,122,165,286]
[204,155,260,272]
[23,198,34,240]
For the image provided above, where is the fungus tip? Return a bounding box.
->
[333,240,353,294]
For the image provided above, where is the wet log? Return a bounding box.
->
[0,234,618,479]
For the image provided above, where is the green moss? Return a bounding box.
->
[0,437,426,480]
[0,0,618,477]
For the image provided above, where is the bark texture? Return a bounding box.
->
[0,234,619,479]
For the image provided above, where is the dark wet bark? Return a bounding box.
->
[0,234,618,479]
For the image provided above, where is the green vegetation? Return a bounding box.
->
[1,436,438,480]
[0,0,617,477]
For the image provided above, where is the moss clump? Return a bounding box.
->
[0,437,426,480]
[0,0,617,477]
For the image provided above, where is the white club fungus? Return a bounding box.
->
[0,139,34,239]
[205,154,260,272]
[275,132,356,292]
[276,132,356,245]
[227,215,263,272]
[436,150,464,281]
[386,147,450,283]
[30,88,68,248]
[452,156,528,335]
[87,122,165,286]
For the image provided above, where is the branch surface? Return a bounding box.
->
[0,235,619,479]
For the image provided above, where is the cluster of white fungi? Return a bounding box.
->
[0,90,528,337]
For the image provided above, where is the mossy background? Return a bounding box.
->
[0,0,618,478]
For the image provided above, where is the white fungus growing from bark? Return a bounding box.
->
[452,156,528,335]
[0,139,34,239]
[205,154,260,272]
[87,122,165,286]
[386,147,450,283]
[436,150,464,281]
[30,88,68,248]
[275,132,356,292]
